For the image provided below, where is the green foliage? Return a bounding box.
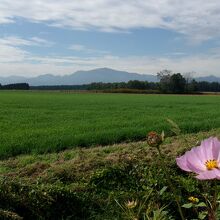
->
[0,178,87,220]
[145,206,174,220]
[89,165,138,191]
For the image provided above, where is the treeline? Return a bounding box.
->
[31,84,89,90]
[31,78,220,94]
[0,83,30,90]
[88,81,159,90]
[31,81,159,92]
[196,81,220,92]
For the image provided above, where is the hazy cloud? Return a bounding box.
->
[0,50,220,77]
[69,44,86,52]
[0,35,53,64]
[69,44,109,54]
[0,44,28,63]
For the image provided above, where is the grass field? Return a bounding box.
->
[1,91,220,158]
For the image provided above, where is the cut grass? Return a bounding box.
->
[1,128,220,183]
[1,91,220,158]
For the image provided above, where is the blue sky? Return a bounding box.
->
[0,0,220,77]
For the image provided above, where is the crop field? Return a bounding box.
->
[1,91,220,158]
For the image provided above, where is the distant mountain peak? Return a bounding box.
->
[196,75,220,83]
[94,67,113,71]
[0,68,157,86]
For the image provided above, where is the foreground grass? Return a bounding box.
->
[0,128,220,219]
[1,91,220,158]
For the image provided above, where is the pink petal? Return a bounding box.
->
[176,137,220,177]
[211,137,220,161]
[176,148,206,173]
[176,154,191,172]
[192,144,208,164]
[216,170,220,179]
[185,149,206,173]
[200,137,215,160]
[196,169,220,180]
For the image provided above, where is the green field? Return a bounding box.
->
[1,91,220,158]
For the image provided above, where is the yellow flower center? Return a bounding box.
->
[205,159,218,170]
[188,196,199,203]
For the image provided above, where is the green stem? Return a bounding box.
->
[157,147,185,220]
[214,180,218,207]
[209,180,218,220]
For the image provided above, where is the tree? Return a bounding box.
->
[157,70,172,93]
[184,71,195,92]
[157,70,188,93]
[169,73,186,93]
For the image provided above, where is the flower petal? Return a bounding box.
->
[186,149,206,173]
[196,169,220,180]
[200,137,215,160]
[211,137,220,161]
[192,144,208,164]
[176,154,191,172]
[176,137,220,178]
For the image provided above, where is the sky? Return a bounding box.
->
[1,0,220,77]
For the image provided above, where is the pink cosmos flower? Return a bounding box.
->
[176,137,220,180]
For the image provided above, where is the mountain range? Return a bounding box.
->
[0,68,219,86]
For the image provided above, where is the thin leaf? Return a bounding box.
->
[166,118,181,135]
[182,203,193,208]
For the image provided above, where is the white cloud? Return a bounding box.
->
[30,37,54,47]
[0,36,33,46]
[0,35,54,65]
[0,36,53,47]
[0,0,220,42]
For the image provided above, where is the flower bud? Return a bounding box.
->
[147,131,162,148]
[126,200,137,209]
